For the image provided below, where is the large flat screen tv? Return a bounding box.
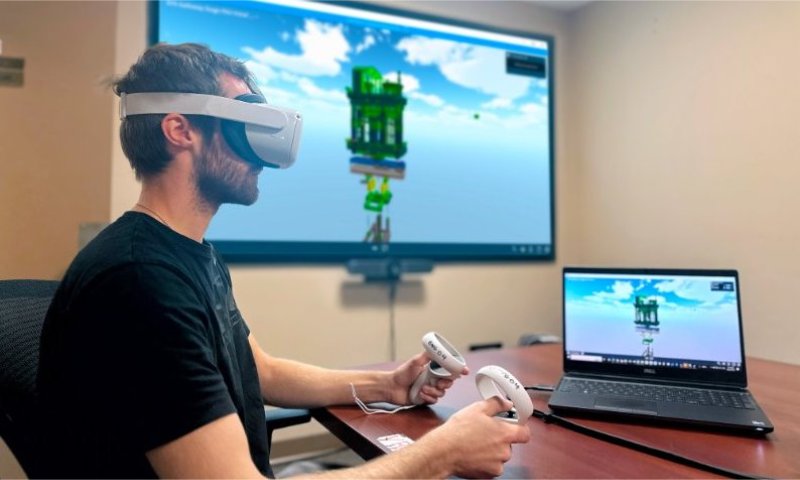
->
[151,0,554,263]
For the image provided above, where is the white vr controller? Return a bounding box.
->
[409,332,466,405]
[408,332,533,425]
[475,365,534,425]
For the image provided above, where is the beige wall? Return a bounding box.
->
[568,1,800,365]
[0,1,117,280]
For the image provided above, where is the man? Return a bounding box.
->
[37,43,530,479]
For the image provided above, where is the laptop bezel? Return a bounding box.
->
[562,267,749,388]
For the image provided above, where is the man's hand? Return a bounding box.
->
[423,396,532,478]
[385,352,470,405]
[320,395,531,479]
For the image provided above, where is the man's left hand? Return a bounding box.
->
[386,352,469,405]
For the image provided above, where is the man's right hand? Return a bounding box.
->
[425,396,532,478]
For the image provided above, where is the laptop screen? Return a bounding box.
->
[563,268,748,386]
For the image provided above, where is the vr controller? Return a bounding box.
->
[475,365,533,425]
[408,332,533,425]
[409,332,466,405]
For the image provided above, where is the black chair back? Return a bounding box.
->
[0,279,59,477]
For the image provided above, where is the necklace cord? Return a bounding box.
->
[135,203,169,227]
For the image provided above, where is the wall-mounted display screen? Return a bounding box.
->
[152,0,554,262]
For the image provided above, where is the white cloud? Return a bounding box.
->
[278,71,300,83]
[396,36,532,100]
[482,97,513,110]
[383,71,420,92]
[244,60,275,84]
[520,103,542,114]
[296,77,347,103]
[654,279,731,305]
[381,71,444,107]
[280,31,290,42]
[355,34,376,54]
[243,19,350,77]
[518,101,547,124]
[409,91,445,107]
[397,37,467,65]
[256,86,298,110]
[587,281,634,303]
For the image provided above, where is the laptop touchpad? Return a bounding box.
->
[594,397,658,415]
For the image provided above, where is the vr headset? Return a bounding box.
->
[119,92,303,169]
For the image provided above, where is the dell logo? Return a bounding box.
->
[643,368,656,374]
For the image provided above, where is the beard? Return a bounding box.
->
[194,134,261,208]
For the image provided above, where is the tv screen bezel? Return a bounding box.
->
[147,0,556,264]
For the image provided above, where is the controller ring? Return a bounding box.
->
[422,331,466,374]
[475,365,533,425]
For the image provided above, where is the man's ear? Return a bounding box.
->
[161,113,199,150]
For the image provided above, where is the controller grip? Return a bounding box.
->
[408,367,433,405]
[409,362,461,405]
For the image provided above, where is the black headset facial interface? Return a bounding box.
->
[220,93,273,168]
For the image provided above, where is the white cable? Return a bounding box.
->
[350,383,416,415]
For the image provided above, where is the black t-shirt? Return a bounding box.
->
[37,211,271,478]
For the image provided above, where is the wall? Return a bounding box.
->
[0,1,118,476]
[0,1,116,279]
[568,1,800,364]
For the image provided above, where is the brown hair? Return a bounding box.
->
[112,43,259,179]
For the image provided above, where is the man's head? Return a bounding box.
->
[113,43,264,206]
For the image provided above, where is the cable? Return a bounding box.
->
[387,279,398,362]
[350,383,414,415]
[529,406,771,479]
[525,384,555,392]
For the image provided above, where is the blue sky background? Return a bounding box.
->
[158,0,552,244]
[564,274,743,363]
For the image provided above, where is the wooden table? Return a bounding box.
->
[312,344,800,478]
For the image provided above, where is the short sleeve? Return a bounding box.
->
[72,263,237,452]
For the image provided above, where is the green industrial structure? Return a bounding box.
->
[634,296,661,361]
[346,67,408,243]
[346,67,407,160]
[634,296,660,326]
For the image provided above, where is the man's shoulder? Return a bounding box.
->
[59,212,204,303]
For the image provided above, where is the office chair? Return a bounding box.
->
[0,279,309,477]
[0,280,58,478]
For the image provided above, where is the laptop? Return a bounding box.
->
[548,267,774,434]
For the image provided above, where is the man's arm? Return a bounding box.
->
[147,398,530,479]
[309,397,530,479]
[146,413,263,478]
[248,334,451,407]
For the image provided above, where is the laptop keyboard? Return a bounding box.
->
[559,378,755,409]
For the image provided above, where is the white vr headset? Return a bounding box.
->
[119,92,303,169]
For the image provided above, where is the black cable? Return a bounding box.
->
[525,384,555,392]
[387,279,398,362]
[529,406,771,479]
